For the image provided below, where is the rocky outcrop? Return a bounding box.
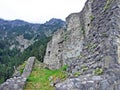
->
[44,0,120,89]
[15,35,35,52]
[0,57,35,90]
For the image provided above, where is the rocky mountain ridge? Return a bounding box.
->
[44,0,120,89]
[0,18,65,52]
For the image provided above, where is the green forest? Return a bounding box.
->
[0,36,51,84]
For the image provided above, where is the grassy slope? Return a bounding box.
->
[24,60,67,90]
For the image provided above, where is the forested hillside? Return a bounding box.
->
[0,18,65,84]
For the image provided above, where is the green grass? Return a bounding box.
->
[17,61,27,74]
[24,60,67,90]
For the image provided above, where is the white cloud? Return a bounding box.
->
[0,0,87,23]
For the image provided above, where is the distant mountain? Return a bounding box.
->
[45,18,65,26]
[0,18,65,52]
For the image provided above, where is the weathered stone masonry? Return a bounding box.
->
[0,57,35,90]
[44,0,120,89]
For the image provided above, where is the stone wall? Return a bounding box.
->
[0,57,35,90]
[56,69,120,90]
[44,29,65,69]
[44,0,94,69]
[44,0,120,89]
[44,0,120,71]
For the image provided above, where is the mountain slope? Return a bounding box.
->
[0,18,65,52]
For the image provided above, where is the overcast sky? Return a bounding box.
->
[0,0,87,23]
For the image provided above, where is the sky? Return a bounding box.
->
[0,0,87,23]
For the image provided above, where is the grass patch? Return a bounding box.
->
[24,60,67,90]
[17,61,27,74]
[61,65,68,71]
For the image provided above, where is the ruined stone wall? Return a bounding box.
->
[55,0,120,89]
[44,0,94,69]
[44,0,120,70]
[0,57,35,90]
[44,29,65,69]
[44,0,120,89]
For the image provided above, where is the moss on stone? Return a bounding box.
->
[74,72,81,77]
[93,68,103,75]
[104,0,112,11]
[81,26,85,36]
[17,61,27,74]
[89,15,95,21]
[81,65,88,72]
[62,32,68,41]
